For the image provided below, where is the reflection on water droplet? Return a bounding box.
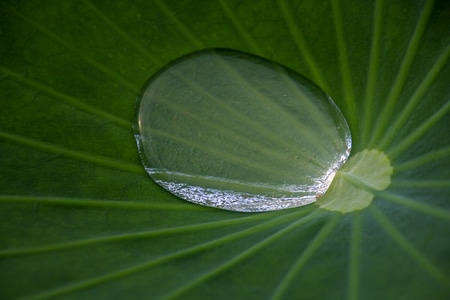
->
[134,49,351,212]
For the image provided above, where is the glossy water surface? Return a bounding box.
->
[135,49,352,211]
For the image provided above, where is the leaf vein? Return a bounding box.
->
[371,207,449,285]
[0,131,143,173]
[1,2,140,93]
[369,0,435,146]
[0,66,131,128]
[270,214,341,300]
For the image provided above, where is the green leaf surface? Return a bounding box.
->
[1,0,449,299]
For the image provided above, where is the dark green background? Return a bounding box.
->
[1,0,449,299]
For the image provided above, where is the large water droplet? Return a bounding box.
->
[134,49,351,212]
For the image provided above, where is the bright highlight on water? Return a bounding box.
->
[134,49,352,212]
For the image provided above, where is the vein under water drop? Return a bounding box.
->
[134,49,352,212]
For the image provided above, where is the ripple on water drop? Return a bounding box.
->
[134,49,351,212]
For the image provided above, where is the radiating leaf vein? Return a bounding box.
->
[0,210,276,257]
[361,0,385,145]
[218,0,262,56]
[388,100,450,159]
[371,206,449,285]
[0,195,202,211]
[0,131,143,173]
[0,66,131,128]
[153,0,203,49]
[377,191,450,221]
[394,146,450,173]
[1,2,140,92]
[379,43,450,150]
[348,213,362,300]
[82,0,163,67]
[276,0,330,92]
[162,210,319,300]
[270,214,341,300]
[23,209,310,300]
[391,180,450,188]
[330,0,357,128]
[370,0,435,146]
